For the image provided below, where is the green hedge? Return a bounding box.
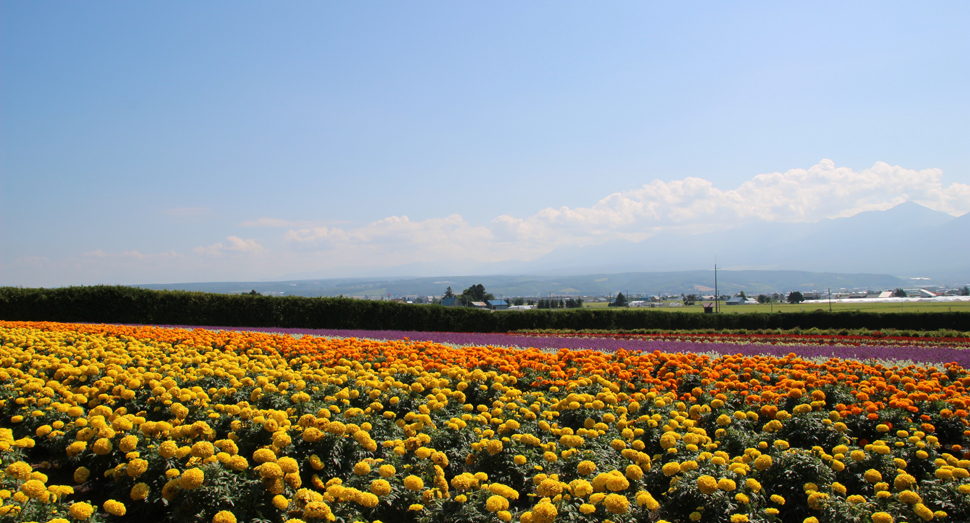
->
[1,286,968,332]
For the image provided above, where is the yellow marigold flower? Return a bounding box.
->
[847,495,866,504]
[718,478,737,492]
[864,469,882,484]
[606,473,630,491]
[253,448,277,463]
[354,461,371,476]
[487,439,504,455]
[119,435,139,453]
[580,503,596,514]
[212,510,237,523]
[273,495,290,510]
[303,501,335,520]
[275,456,297,475]
[735,492,750,504]
[20,479,47,500]
[179,468,205,490]
[159,440,178,459]
[69,502,95,520]
[914,503,933,521]
[578,460,597,476]
[74,466,91,484]
[93,437,113,455]
[537,478,563,497]
[745,478,761,492]
[899,490,922,504]
[753,455,772,470]
[127,458,148,477]
[486,495,510,512]
[161,479,180,501]
[66,441,86,457]
[850,450,866,461]
[191,441,215,459]
[130,483,150,501]
[662,462,680,476]
[379,464,396,478]
[408,504,424,511]
[697,475,718,495]
[625,464,644,480]
[514,455,527,465]
[832,482,847,495]
[770,494,785,505]
[532,500,558,523]
[730,516,748,523]
[871,513,893,523]
[104,499,126,516]
[404,475,424,491]
[803,518,819,523]
[5,462,31,481]
[370,479,391,496]
[717,414,731,426]
[636,490,660,510]
[260,462,284,479]
[604,493,629,514]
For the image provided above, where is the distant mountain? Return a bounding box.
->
[496,201,969,280]
[138,203,968,297]
[136,270,913,299]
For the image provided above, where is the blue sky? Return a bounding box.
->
[2,2,968,286]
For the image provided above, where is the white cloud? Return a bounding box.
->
[9,160,968,285]
[240,217,350,228]
[271,159,970,269]
[193,236,266,256]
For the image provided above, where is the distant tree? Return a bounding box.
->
[527,299,535,305]
[683,294,698,306]
[443,286,455,298]
[787,291,804,304]
[738,291,746,299]
[962,286,970,296]
[513,297,525,306]
[757,294,770,304]
[610,292,629,307]
[248,289,261,296]
[893,288,908,298]
[459,284,493,305]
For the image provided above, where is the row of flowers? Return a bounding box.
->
[0,320,968,523]
[510,331,970,350]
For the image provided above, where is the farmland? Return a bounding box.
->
[2,320,970,523]
[584,301,970,315]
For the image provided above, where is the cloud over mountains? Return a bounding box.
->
[6,160,969,285]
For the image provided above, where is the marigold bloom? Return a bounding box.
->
[104,499,126,516]
[370,479,391,496]
[604,493,629,514]
[404,475,424,491]
[212,510,237,523]
[130,483,150,501]
[179,468,205,490]
[697,475,718,495]
[69,502,95,520]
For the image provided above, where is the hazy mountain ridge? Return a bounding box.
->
[135,203,968,297]
[137,270,917,299]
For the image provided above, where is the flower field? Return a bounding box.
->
[2,321,970,523]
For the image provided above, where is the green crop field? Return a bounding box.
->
[583,300,970,314]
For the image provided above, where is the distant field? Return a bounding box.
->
[583,300,970,313]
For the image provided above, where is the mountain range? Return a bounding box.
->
[137,202,969,297]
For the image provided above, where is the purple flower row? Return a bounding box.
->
[143,324,970,369]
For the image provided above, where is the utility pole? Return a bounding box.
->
[714,257,719,314]
[828,288,832,313]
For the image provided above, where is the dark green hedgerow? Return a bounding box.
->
[1,286,969,333]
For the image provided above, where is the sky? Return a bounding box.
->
[2,1,969,286]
